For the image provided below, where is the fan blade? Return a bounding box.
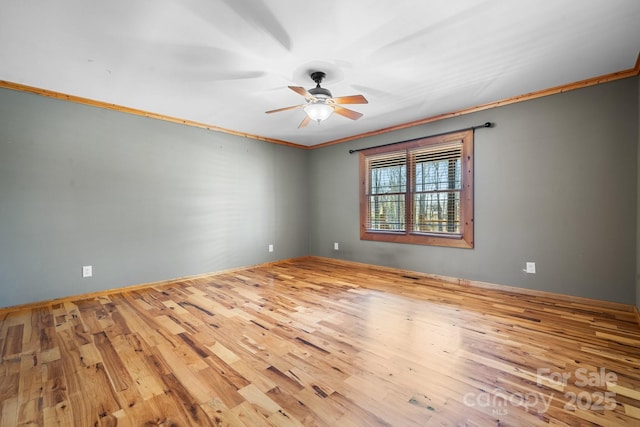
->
[265,104,304,114]
[289,86,313,99]
[333,106,363,120]
[331,94,368,105]
[298,115,311,128]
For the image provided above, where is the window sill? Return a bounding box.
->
[361,229,473,248]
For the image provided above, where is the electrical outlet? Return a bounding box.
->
[82,265,93,278]
[525,262,536,274]
[268,244,274,253]
[334,242,339,251]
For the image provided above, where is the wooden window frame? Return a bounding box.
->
[359,129,474,248]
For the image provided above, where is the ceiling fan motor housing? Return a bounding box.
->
[309,86,332,99]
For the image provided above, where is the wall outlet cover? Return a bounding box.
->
[82,265,93,278]
[525,262,536,274]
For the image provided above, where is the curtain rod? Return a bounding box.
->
[348,122,493,154]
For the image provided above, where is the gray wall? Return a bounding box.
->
[0,88,309,308]
[2,77,638,308]
[309,77,638,304]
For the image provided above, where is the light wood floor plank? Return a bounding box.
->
[1,257,640,425]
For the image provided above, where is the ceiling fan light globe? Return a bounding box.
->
[304,103,333,122]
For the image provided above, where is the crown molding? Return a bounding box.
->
[0,80,308,149]
[2,51,639,151]
[313,52,640,149]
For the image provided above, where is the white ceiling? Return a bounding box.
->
[1,0,639,147]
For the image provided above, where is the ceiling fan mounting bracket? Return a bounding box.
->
[310,71,326,87]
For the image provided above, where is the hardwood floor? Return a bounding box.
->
[1,257,640,426]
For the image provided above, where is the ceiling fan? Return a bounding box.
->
[266,71,368,128]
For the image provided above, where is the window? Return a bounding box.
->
[359,129,474,248]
